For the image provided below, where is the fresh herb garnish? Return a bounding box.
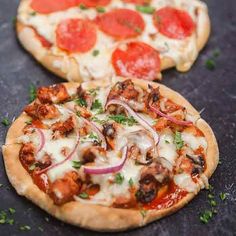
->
[96,6,106,13]
[140,209,147,218]
[88,88,99,97]
[72,161,82,169]
[136,5,155,14]
[30,12,36,16]
[219,192,227,201]
[92,49,100,57]
[79,192,89,199]
[210,199,217,207]
[174,131,184,150]
[25,120,32,125]
[199,210,213,224]
[0,210,14,225]
[29,163,37,171]
[76,111,81,117]
[128,178,134,187]
[29,85,37,102]
[75,98,87,107]
[205,59,215,70]
[44,217,49,222]
[91,99,103,114]
[1,118,10,126]
[9,208,15,214]
[109,114,137,126]
[38,226,44,232]
[79,4,87,10]
[20,225,31,231]
[88,132,99,140]
[114,173,124,185]
[165,140,170,144]
[91,116,107,125]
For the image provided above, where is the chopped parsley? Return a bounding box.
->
[76,111,81,117]
[30,11,36,16]
[0,210,14,225]
[88,88,99,97]
[79,4,87,10]
[114,173,124,185]
[96,6,106,13]
[79,192,89,199]
[128,178,134,187]
[207,193,214,199]
[136,5,155,14]
[91,99,103,114]
[29,163,37,171]
[1,118,10,126]
[219,192,227,201]
[20,225,31,231]
[29,85,37,102]
[165,140,170,144]
[44,217,49,222]
[135,27,142,33]
[205,49,220,70]
[210,199,217,207]
[174,131,184,150]
[140,209,147,218]
[75,98,87,107]
[109,114,137,126]
[72,161,82,170]
[205,59,215,70]
[92,49,100,57]
[38,226,44,232]
[91,116,107,125]
[8,208,15,214]
[199,210,213,224]
[88,132,99,140]
[25,120,32,125]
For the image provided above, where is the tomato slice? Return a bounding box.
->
[56,19,97,53]
[112,42,161,80]
[96,9,145,39]
[153,7,195,39]
[30,0,79,14]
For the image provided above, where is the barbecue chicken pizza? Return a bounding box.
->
[2,77,218,231]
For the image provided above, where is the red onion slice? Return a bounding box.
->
[106,99,159,146]
[37,132,80,175]
[81,118,107,150]
[84,146,128,175]
[149,103,193,126]
[35,128,45,153]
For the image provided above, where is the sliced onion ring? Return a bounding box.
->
[106,99,159,146]
[35,128,45,153]
[36,132,80,175]
[149,103,193,126]
[84,145,128,175]
[81,118,107,150]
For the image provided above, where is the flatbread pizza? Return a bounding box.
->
[16,0,210,82]
[2,77,218,231]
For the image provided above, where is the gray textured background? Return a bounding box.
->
[0,0,235,235]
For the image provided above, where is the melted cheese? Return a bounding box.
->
[174,173,198,193]
[182,132,207,150]
[18,0,207,80]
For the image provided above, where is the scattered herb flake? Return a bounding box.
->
[210,199,217,207]
[165,140,170,144]
[208,184,214,192]
[79,192,89,199]
[38,226,44,232]
[88,88,99,97]
[20,225,31,231]
[91,99,103,113]
[128,178,134,187]
[29,85,37,102]
[207,193,214,199]
[25,120,32,125]
[136,5,155,14]
[79,4,87,10]
[1,118,10,126]
[92,49,100,57]
[219,192,227,201]
[9,208,15,214]
[140,209,147,218]
[96,6,105,13]
[75,98,87,107]
[199,210,213,224]
[213,49,220,58]
[88,132,99,140]
[205,59,215,70]
[76,111,81,117]
[174,131,184,150]
[44,217,49,222]
[114,173,124,185]
[7,219,14,225]
[72,161,82,170]
[109,114,137,126]
[30,12,36,16]
[91,116,107,125]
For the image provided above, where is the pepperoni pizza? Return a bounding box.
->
[16,0,210,82]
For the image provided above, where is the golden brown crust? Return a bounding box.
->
[16,0,211,81]
[2,79,219,231]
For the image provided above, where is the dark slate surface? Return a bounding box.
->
[0,0,235,235]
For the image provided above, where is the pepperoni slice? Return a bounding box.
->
[112,42,161,80]
[97,9,145,39]
[79,0,111,7]
[123,0,151,4]
[153,7,195,39]
[56,19,97,53]
[30,0,79,14]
